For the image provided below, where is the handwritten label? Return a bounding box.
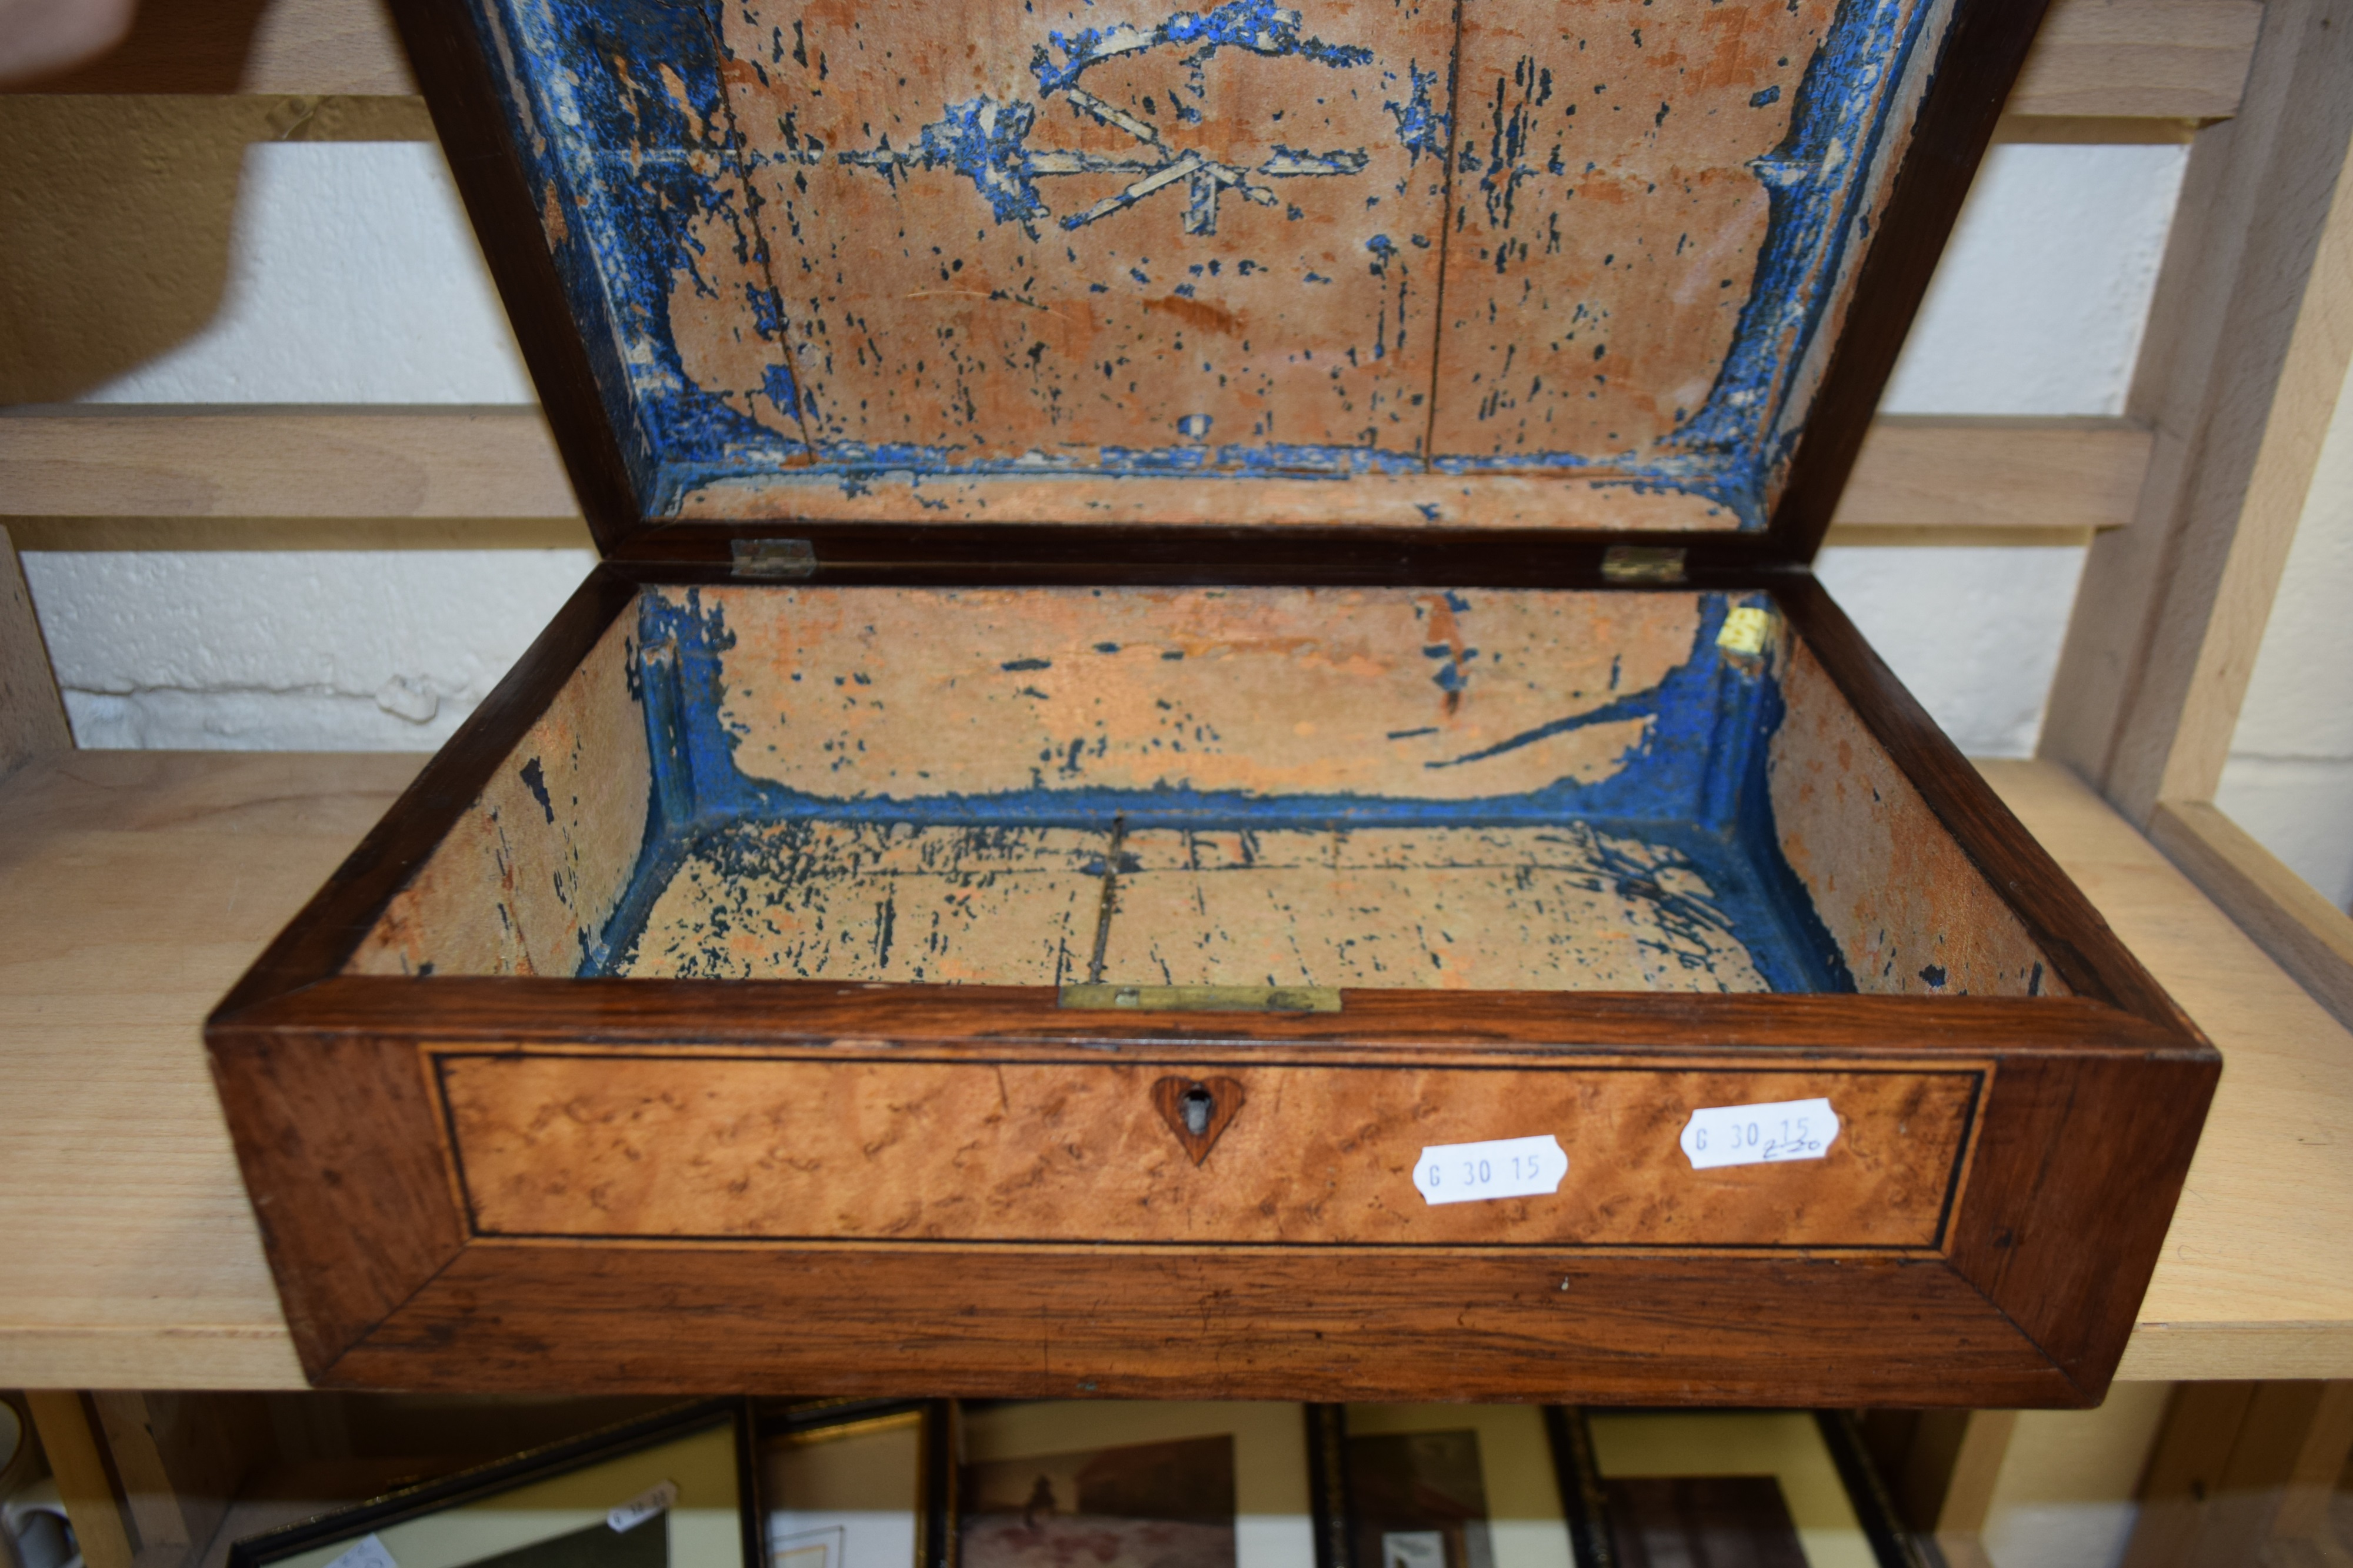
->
[608,1480,678,1533]
[1679,1097,1840,1169]
[1414,1134,1568,1205]
[322,1537,398,1568]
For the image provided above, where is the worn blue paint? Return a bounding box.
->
[590,588,1854,991]
[1384,63,1449,165]
[474,0,1937,525]
[1032,0,1371,97]
[1655,0,1938,521]
[467,0,806,508]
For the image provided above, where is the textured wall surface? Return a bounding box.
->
[18,136,2181,758]
[2218,352,2353,910]
[1881,143,2188,417]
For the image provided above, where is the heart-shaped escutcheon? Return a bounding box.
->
[1149,1075,1247,1165]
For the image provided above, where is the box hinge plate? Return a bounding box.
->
[1601,545,1688,585]
[731,538,818,579]
[1059,983,1342,1014]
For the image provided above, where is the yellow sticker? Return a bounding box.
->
[1717,605,1774,656]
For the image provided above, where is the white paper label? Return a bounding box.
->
[608,1480,679,1533]
[323,1536,398,1568]
[1679,1097,1840,1169]
[1413,1134,1568,1205]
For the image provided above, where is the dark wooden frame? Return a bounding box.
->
[205,563,2216,1404]
[223,1399,759,1568]
[1548,1407,1928,1568]
[756,1398,953,1568]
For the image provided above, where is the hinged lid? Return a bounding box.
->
[397,0,2042,573]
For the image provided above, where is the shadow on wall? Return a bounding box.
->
[1,0,428,405]
[8,0,280,91]
[0,92,257,403]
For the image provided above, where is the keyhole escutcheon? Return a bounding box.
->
[1151,1075,1246,1166]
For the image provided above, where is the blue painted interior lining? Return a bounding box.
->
[465,0,1942,528]
[583,588,1857,992]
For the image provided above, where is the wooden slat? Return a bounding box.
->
[0,525,69,777]
[1829,415,2153,532]
[0,407,576,521]
[0,407,2151,535]
[2009,0,2264,119]
[2150,799,2353,1030]
[15,0,2262,124]
[9,0,414,96]
[8,0,2260,121]
[2044,0,2353,822]
[22,1393,136,1568]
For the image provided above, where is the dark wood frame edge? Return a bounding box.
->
[1766,0,2058,563]
[222,1398,757,1567]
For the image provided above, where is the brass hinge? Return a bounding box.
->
[731,538,817,579]
[1059,983,1342,1014]
[1601,545,1688,585]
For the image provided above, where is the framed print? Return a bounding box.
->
[955,1402,1315,1568]
[1339,1405,1582,1568]
[228,1401,756,1568]
[1565,1411,1920,1568]
[761,1400,948,1568]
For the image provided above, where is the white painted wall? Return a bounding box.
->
[2217,351,2353,910]
[80,142,534,405]
[19,137,2186,758]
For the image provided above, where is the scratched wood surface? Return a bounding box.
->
[347,611,646,978]
[703,585,1692,800]
[614,820,1775,988]
[1099,826,1772,990]
[436,1055,1980,1248]
[352,583,2072,996]
[619,822,1105,982]
[1768,639,2065,997]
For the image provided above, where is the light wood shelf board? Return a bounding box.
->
[2008,0,2264,119]
[0,408,2152,536]
[16,0,2252,121]
[1979,759,2353,1383]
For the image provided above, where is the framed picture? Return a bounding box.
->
[1561,1410,1920,1568]
[760,1400,948,1568]
[1340,1405,1581,1568]
[955,1402,1317,1568]
[228,1400,756,1568]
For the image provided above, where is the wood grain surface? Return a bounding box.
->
[2042,0,2353,822]
[435,1053,1980,1247]
[8,0,2256,122]
[321,1244,2083,1404]
[2150,800,2353,1032]
[3,752,2344,1389]
[0,406,2152,535]
[348,611,647,979]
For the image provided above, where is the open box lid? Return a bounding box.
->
[396,0,2043,576]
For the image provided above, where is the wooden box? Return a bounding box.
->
[204,0,2218,1403]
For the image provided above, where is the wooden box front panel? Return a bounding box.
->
[436,1052,1982,1249]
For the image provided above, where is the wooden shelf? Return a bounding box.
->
[0,749,2345,1391]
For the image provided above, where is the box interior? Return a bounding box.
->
[350,586,2064,999]
[474,0,1958,531]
